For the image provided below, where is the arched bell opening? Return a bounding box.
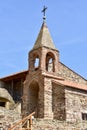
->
[29,52,40,71]
[33,54,40,71]
[28,80,39,118]
[46,52,55,72]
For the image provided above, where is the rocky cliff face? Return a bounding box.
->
[0,107,21,129]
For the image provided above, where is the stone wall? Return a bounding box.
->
[58,62,87,85]
[65,87,87,122]
[32,119,87,130]
[44,77,53,119]
[52,83,66,120]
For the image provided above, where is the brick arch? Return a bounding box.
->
[28,80,39,118]
[46,52,55,72]
[29,51,40,71]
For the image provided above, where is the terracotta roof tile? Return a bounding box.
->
[52,79,87,91]
[0,70,28,81]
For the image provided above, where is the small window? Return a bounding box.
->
[82,113,87,120]
[0,102,5,107]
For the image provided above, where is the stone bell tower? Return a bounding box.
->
[22,8,59,119]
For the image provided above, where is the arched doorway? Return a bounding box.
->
[28,80,39,118]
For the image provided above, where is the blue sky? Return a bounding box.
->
[0,0,87,79]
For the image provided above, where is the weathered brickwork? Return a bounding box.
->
[22,70,44,118]
[44,77,53,119]
[52,83,66,120]
[58,62,87,85]
[29,46,59,73]
[65,87,87,122]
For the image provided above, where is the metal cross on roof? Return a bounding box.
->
[42,6,48,21]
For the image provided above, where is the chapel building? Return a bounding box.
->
[0,18,87,123]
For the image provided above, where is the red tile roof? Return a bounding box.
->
[52,79,87,91]
[0,70,28,81]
